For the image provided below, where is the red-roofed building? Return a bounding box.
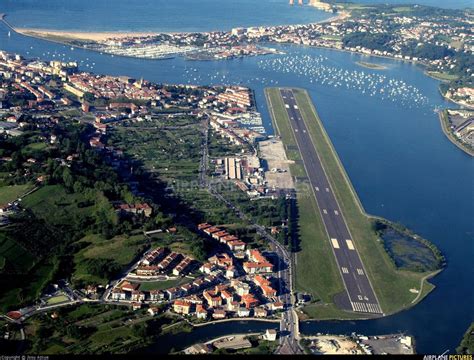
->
[241,294,259,309]
[243,261,273,274]
[198,223,212,230]
[261,285,277,298]
[228,240,246,251]
[173,300,192,315]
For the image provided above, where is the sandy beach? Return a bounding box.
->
[14,28,158,41]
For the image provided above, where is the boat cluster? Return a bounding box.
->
[257,55,430,108]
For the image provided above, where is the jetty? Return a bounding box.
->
[0,14,16,32]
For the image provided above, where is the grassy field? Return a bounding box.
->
[0,184,32,204]
[457,322,474,354]
[138,278,190,292]
[111,121,201,183]
[46,294,69,305]
[73,233,148,285]
[22,185,96,227]
[426,71,459,82]
[23,303,174,354]
[265,88,438,317]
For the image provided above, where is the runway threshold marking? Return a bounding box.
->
[331,238,340,249]
[351,301,383,314]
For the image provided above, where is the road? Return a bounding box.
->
[199,117,209,188]
[207,180,302,354]
[279,88,383,315]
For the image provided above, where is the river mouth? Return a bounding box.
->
[0,0,472,354]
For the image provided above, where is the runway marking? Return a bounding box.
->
[331,238,340,249]
[285,104,289,108]
[315,186,320,191]
[341,267,349,274]
[346,239,355,250]
[351,301,384,314]
[295,128,298,132]
[325,187,329,192]
[334,210,339,215]
[322,209,328,214]
[356,268,364,275]
[294,105,298,109]
[303,129,306,133]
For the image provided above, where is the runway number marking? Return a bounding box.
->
[346,239,355,250]
[331,238,340,249]
[341,267,349,274]
[322,209,327,214]
[357,268,364,275]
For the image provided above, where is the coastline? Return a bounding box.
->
[6,7,347,43]
[14,28,157,42]
[438,110,474,157]
[193,317,280,328]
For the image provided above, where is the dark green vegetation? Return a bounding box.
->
[208,132,243,157]
[109,115,287,240]
[22,303,173,354]
[373,220,445,273]
[265,88,442,319]
[457,323,474,355]
[0,117,166,311]
[109,119,201,183]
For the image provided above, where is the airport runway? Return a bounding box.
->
[278,88,383,315]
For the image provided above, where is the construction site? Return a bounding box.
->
[259,137,295,191]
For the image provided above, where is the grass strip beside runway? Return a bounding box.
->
[291,88,434,315]
[266,87,436,318]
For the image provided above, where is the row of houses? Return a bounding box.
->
[172,281,284,320]
[243,249,274,274]
[198,223,246,254]
[134,247,195,277]
[111,273,221,302]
